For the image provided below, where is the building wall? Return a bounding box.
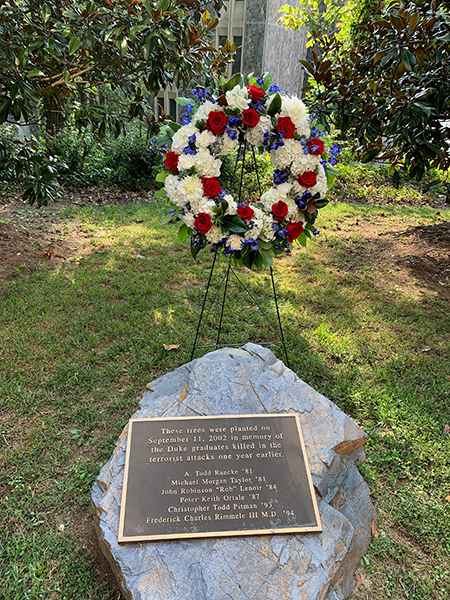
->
[262,0,308,96]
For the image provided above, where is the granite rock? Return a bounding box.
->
[92,344,376,599]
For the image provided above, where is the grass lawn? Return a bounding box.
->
[1,172,450,599]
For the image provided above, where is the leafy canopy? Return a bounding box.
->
[280,0,450,187]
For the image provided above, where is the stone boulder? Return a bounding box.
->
[92,344,376,600]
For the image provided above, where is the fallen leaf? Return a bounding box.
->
[446,496,450,502]
[163,344,180,350]
[40,244,65,260]
[443,424,450,435]
[421,347,431,352]
[355,574,362,584]
[145,384,153,391]
[332,437,367,456]
[179,382,188,403]
[371,518,379,538]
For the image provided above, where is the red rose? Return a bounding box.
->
[308,137,325,155]
[165,151,179,173]
[272,200,288,221]
[286,221,304,242]
[202,177,222,197]
[237,205,255,221]
[242,109,260,129]
[205,111,227,135]
[277,117,295,139]
[247,85,265,104]
[194,212,212,234]
[297,171,317,188]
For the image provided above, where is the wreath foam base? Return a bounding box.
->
[156,73,339,270]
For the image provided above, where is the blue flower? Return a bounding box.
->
[328,157,338,166]
[181,103,194,124]
[192,88,212,103]
[226,125,238,140]
[269,84,280,93]
[320,159,328,167]
[273,169,289,185]
[303,146,310,155]
[330,144,341,156]
[256,76,264,85]
[313,228,320,236]
[228,116,242,126]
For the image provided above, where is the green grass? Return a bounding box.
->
[1,197,450,599]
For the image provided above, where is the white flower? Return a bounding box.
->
[171,123,198,154]
[245,115,270,147]
[197,130,216,150]
[197,197,216,216]
[275,182,292,197]
[182,212,195,228]
[195,150,222,178]
[178,154,195,171]
[270,145,291,169]
[206,225,223,243]
[260,214,276,242]
[226,85,250,111]
[228,234,245,251]
[291,152,320,177]
[218,134,239,155]
[193,101,223,122]
[260,187,285,213]
[177,176,203,206]
[309,164,328,199]
[223,194,238,215]
[165,174,183,206]
[280,96,310,137]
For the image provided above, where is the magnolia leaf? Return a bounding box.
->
[267,93,281,116]
[360,148,381,163]
[371,519,379,538]
[155,171,169,183]
[178,223,190,241]
[154,188,167,198]
[68,37,81,55]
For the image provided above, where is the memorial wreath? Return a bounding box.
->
[156,73,339,270]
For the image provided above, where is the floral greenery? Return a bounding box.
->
[157,73,339,270]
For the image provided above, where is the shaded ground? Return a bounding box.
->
[1,188,448,301]
[0,187,152,280]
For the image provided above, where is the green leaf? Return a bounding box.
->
[178,223,190,241]
[175,97,193,106]
[267,93,281,116]
[154,188,167,198]
[262,72,272,91]
[225,72,244,92]
[161,212,174,224]
[41,4,51,23]
[155,171,169,183]
[117,38,128,57]
[324,165,339,186]
[68,37,81,55]
[295,232,307,247]
[26,68,44,78]
[360,148,380,164]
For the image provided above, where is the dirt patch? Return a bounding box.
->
[0,187,152,280]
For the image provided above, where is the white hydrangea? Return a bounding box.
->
[194,101,223,122]
[225,85,250,111]
[260,214,276,242]
[178,154,195,171]
[224,194,238,215]
[227,234,245,251]
[171,123,198,154]
[177,176,203,206]
[309,164,328,199]
[283,138,304,158]
[182,211,195,228]
[197,129,216,150]
[275,182,292,197]
[270,145,291,169]
[218,134,239,155]
[291,152,320,177]
[284,197,303,221]
[279,96,310,137]
[260,187,286,213]
[245,115,271,147]
[195,150,221,178]
[165,174,183,206]
[197,197,216,216]
[206,225,223,243]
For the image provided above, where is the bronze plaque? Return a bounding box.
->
[118,414,321,542]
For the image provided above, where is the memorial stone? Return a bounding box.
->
[92,344,376,600]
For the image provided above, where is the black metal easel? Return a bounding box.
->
[190,141,290,368]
